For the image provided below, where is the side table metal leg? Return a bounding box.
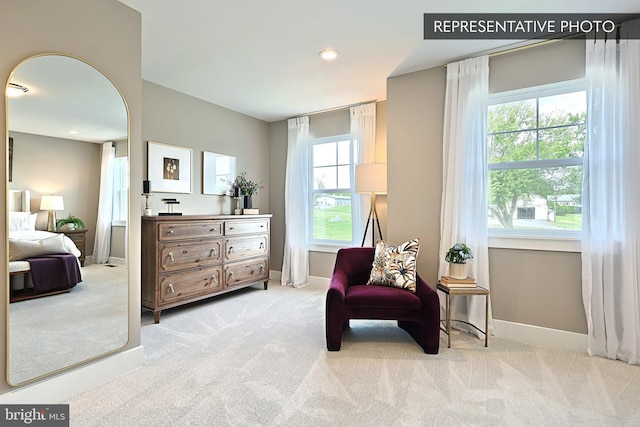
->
[447,293,451,348]
[484,293,489,347]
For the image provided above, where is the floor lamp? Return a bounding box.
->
[355,163,387,247]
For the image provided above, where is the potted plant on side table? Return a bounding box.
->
[445,243,473,279]
[57,214,86,231]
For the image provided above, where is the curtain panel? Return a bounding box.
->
[438,56,493,337]
[281,116,310,288]
[350,103,377,246]
[582,20,640,364]
[93,141,115,264]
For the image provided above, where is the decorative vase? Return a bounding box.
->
[244,195,253,209]
[448,262,467,279]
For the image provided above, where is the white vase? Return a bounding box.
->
[448,262,467,279]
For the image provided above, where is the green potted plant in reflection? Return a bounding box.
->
[57,214,85,231]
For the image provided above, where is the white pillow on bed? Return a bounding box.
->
[9,212,37,232]
[9,233,69,261]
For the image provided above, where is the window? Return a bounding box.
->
[112,156,128,225]
[308,135,359,245]
[487,80,586,240]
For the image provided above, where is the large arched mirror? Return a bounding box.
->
[6,54,129,385]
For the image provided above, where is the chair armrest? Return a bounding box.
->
[414,274,438,306]
[328,269,348,300]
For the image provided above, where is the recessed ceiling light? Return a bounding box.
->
[6,83,29,97]
[67,130,80,135]
[319,49,339,61]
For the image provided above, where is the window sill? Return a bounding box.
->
[307,243,348,254]
[489,235,581,252]
[111,221,127,227]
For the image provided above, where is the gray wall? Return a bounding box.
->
[141,81,269,216]
[0,0,142,396]
[387,40,587,334]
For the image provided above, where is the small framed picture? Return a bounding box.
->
[202,151,236,195]
[147,141,192,193]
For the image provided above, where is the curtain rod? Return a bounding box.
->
[289,99,377,120]
[444,32,586,67]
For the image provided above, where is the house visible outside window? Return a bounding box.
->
[112,156,128,225]
[487,79,586,241]
[308,134,359,245]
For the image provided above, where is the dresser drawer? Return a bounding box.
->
[159,267,223,303]
[159,240,222,271]
[225,258,269,288]
[159,221,223,241]
[224,220,269,236]
[224,235,268,261]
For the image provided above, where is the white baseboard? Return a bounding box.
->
[269,270,329,289]
[0,346,144,404]
[493,319,588,353]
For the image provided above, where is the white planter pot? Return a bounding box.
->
[448,262,467,279]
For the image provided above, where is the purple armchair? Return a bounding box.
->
[326,247,440,354]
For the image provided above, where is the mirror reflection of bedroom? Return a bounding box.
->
[6,55,129,385]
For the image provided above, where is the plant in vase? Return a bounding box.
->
[57,214,85,231]
[234,172,263,211]
[444,243,473,279]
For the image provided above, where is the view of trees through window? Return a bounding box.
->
[311,138,354,242]
[488,87,586,234]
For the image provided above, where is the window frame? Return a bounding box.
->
[307,134,360,249]
[111,155,128,227]
[487,79,585,251]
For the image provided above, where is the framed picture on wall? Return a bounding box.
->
[147,141,192,193]
[202,151,236,195]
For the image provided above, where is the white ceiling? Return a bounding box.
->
[119,0,639,123]
[7,1,639,143]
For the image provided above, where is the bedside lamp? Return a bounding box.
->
[355,163,387,247]
[40,195,64,232]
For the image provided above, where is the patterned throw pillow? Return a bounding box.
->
[367,238,420,292]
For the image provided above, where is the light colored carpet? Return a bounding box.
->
[9,264,128,385]
[67,281,640,426]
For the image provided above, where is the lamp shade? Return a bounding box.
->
[355,163,387,194]
[40,195,64,211]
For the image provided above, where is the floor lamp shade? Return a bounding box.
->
[40,195,64,231]
[355,163,387,194]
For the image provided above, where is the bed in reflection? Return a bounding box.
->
[8,190,82,302]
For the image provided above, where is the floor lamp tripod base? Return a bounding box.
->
[361,193,383,247]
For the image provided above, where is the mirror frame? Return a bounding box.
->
[5,53,131,386]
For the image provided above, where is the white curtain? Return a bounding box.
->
[93,142,115,264]
[350,103,376,245]
[582,20,640,364]
[281,117,310,288]
[438,56,492,336]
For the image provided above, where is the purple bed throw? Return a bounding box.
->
[26,254,82,293]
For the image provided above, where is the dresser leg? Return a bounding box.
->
[153,311,161,324]
[263,281,268,290]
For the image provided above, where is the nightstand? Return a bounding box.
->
[61,229,88,266]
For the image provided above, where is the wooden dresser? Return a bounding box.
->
[142,214,271,323]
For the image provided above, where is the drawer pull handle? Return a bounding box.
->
[168,283,175,293]
[260,265,265,273]
[212,275,218,285]
[168,230,174,234]
[228,246,234,254]
[228,271,234,282]
[168,252,174,262]
[259,242,264,249]
[260,225,264,228]
[211,248,217,256]
[229,226,234,230]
